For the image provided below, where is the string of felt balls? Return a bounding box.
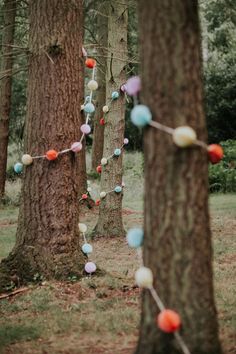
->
[126,228,190,354]
[78,222,97,275]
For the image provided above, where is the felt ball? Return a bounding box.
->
[71,142,83,152]
[100,191,106,199]
[84,103,95,114]
[127,228,144,248]
[87,187,92,192]
[135,267,153,288]
[114,185,122,193]
[100,118,105,125]
[126,76,141,96]
[208,144,223,164]
[123,138,129,145]
[173,126,197,147]
[21,154,33,165]
[85,262,96,274]
[131,105,152,127]
[79,223,87,233]
[46,149,58,161]
[82,194,88,200]
[157,310,181,333]
[101,158,108,165]
[82,243,93,254]
[81,104,85,110]
[81,124,91,134]
[111,91,119,100]
[96,165,102,173]
[82,47,87,57]
[114,148,121,156]
[102,105,109,113]
[85,58,96,68]
[14,162,23,174]
[120,84,127,93]
[95,199,100,206]
[88,80,98,91]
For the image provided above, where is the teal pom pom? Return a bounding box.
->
[14,163,23,174]
[84,103,95,113]
[114,148,121,156]
[111,91,119,100]
[82,243,93,254]
[127,228,144,248]
[114,185,122,193]
[131,105,152,127]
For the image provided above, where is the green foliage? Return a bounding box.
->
[0,324,41,348]
[209,140,236,192]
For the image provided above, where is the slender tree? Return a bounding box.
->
[0,0,16,199]
[91,2,107,170]
[93,0,128,237]
[136,1,222,353]
[0,0,85,291]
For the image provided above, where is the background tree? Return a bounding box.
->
[94,0,128,237]
[0,0,85,290]
[136,1,222,353]
[0,0,16,199]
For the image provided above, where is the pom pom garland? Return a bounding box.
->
[71,142,82,152]
[125,76,141,96]
[114,185,122,193]
[79,223,87,233]
[14,162,23,174]
[208,144,223,164]
[173,126,197,147]
[101,158,108,165]
[135,267,153,288]
[85,58,96,68]
[102,105,109,113]
[85,262,96,274]
[123,138,129,145]
[100,191,107,199]
[131,105,152,127]
[87,80,98,91]
[82,243,93,254]
[95,199,100,206]
[82,194,88,200]
[46,150,58,161]
[114,148,121,156]
[127,228,144,248]
[22,154,33,165]
[157,310,181,333]
[96,165,102,173]
[84,103,95,114]
[80,124,91,135]
[100,118,105,125]
[111,91,119,100]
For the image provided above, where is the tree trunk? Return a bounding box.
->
[93,1,127,237]
[0,0,85,291]
[91,3,107,170]
[0,0,16,199]
[136,1,222,354]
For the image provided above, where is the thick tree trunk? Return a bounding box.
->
[0,0,16,199]
[0,0,85,291]
[93,1,127,237]
[136,1,222,354]
[91,3,107,170]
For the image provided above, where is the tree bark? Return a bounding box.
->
[93,1,127,237]
[136,1,222,353]
[0,0,85,291]
[91,2,107,170]
[0,0,16,199]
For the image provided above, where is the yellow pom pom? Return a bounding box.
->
[173,126,197,147]
[135,267,153,288]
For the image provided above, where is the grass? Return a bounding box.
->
[0,152,235,353]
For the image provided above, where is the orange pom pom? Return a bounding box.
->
[208,144,223,164]
[46,149,58,161]
[82,194,88,200]
[157,309,181,333]
[95,199,100,206]
[85,58,96,69]
[96,165,102,173]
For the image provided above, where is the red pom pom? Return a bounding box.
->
[96,165,102,173]
[208,144,224,164]
[100,118,105,126]
[85,58,96,68]
[157,309,181,333]
[46,149,58,161]
[95,199,100,206]
[82,194,88,200]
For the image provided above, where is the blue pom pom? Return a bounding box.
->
[85,95,90,102]
[131,105,152,127]
[14,163,23,174]
[84,103,95,113]
[114,185,122,193]
[82,243,93,254]
[127,228,144,248]
[114,148,121,156]
[111,91,119,100]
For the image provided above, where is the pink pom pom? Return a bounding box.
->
[85,262,96,274]
[80,124,91,134]
[126,76,141,96]
[124,138,129,145]
[71,142,82,152]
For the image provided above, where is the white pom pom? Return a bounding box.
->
[101,158,108,165]
[173,126,197,147]
[21,154,33,166]
[102,105,109,113]
[87,187,92,192]
[100,191,107,199]
[79,223,87,233]
[87,80,98,91]
[135,266,153,288]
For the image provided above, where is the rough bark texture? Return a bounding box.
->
[0,0,16,199]
[91,3,107,170]
[0,0,85,291]
[136,1,222,354]
[93,1,128,237]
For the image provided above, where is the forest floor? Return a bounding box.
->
[0,193,235,354]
